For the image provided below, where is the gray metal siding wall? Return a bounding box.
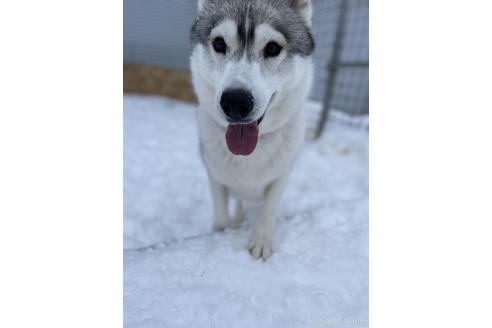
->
[124,0,368,113]
[124,0,197,69]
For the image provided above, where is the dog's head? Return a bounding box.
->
[190,0,314,155]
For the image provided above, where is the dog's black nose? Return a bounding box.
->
[220,89,254,121]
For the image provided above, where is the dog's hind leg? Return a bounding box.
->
[229,200,245,228]
[209,176,231,231]
[248,174,289,261]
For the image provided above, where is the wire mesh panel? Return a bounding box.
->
[311,0,341,102]
[311,0,368,137]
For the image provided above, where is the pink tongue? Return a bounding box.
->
[225,122,259,156]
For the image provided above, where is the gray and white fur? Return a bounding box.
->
[190,0,315,260]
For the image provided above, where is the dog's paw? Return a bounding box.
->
[213,220,229,231]
[213,213,244,231]
[248,228,273,261]
[213,218,243,231]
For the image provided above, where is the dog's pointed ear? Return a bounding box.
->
[198,0,213,12]
[198,0,205,11]
[290,0,313,26]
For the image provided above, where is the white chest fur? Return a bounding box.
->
[197,110,306,201]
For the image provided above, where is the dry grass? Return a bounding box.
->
[123,63,197,103]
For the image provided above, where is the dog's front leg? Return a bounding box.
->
[208,175,230,231]
[249,174,288,261]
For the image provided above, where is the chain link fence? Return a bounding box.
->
[311,0,368,137]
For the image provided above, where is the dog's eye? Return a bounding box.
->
[264,42,282,58]
[213,37,226,54]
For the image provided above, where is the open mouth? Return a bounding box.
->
[257,112,265,125]
[224,94,273,156]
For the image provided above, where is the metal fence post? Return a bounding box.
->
[315,0,348,138]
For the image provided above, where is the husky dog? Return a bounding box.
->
[190,0,314,260]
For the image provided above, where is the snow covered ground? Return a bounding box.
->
[124,94,368,328]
